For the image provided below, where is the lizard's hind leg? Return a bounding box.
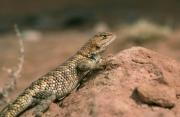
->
[33,94,56,117]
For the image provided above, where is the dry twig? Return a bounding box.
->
[0,24,25,104]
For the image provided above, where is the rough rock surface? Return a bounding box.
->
[24,47,180,117]
[136,84,176,108]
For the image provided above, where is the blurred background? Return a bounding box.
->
[0,0,180,104]
[1,0,180,31]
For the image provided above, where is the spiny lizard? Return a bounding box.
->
[0,32,116,117]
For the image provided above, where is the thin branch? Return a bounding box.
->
[13,24,25,85]
[0,24,25,104]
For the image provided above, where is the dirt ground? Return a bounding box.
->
[0,23,180,116]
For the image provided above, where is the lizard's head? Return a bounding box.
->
[78,32,116,57]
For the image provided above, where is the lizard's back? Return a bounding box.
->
[0,55,86,117]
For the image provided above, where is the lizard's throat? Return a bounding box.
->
[77,49,104,59]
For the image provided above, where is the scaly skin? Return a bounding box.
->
[0,32,116,117]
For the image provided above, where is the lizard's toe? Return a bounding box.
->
[33,111,43,117]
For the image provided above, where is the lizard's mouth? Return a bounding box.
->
[101,34,116,51]
[94,36,116,55]
[106,34,116,46]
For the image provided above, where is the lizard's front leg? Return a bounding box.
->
[77,54,106,72]
[76,54,107,90]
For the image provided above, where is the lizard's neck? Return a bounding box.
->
[65,53,87,66]
[77,42,99,58]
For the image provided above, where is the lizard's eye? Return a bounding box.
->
[101,35,107,39]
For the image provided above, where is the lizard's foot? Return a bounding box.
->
[33,95,56,117]
[56,101,63,107]
[102,56,119,70]
[34,112,43,117]
[55,96,66,107]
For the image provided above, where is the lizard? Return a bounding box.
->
[0,32,116,117]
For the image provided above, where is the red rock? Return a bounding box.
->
[136,83,176,108]
[22,47,180,117]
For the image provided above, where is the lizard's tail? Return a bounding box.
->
[0,89,34,117]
